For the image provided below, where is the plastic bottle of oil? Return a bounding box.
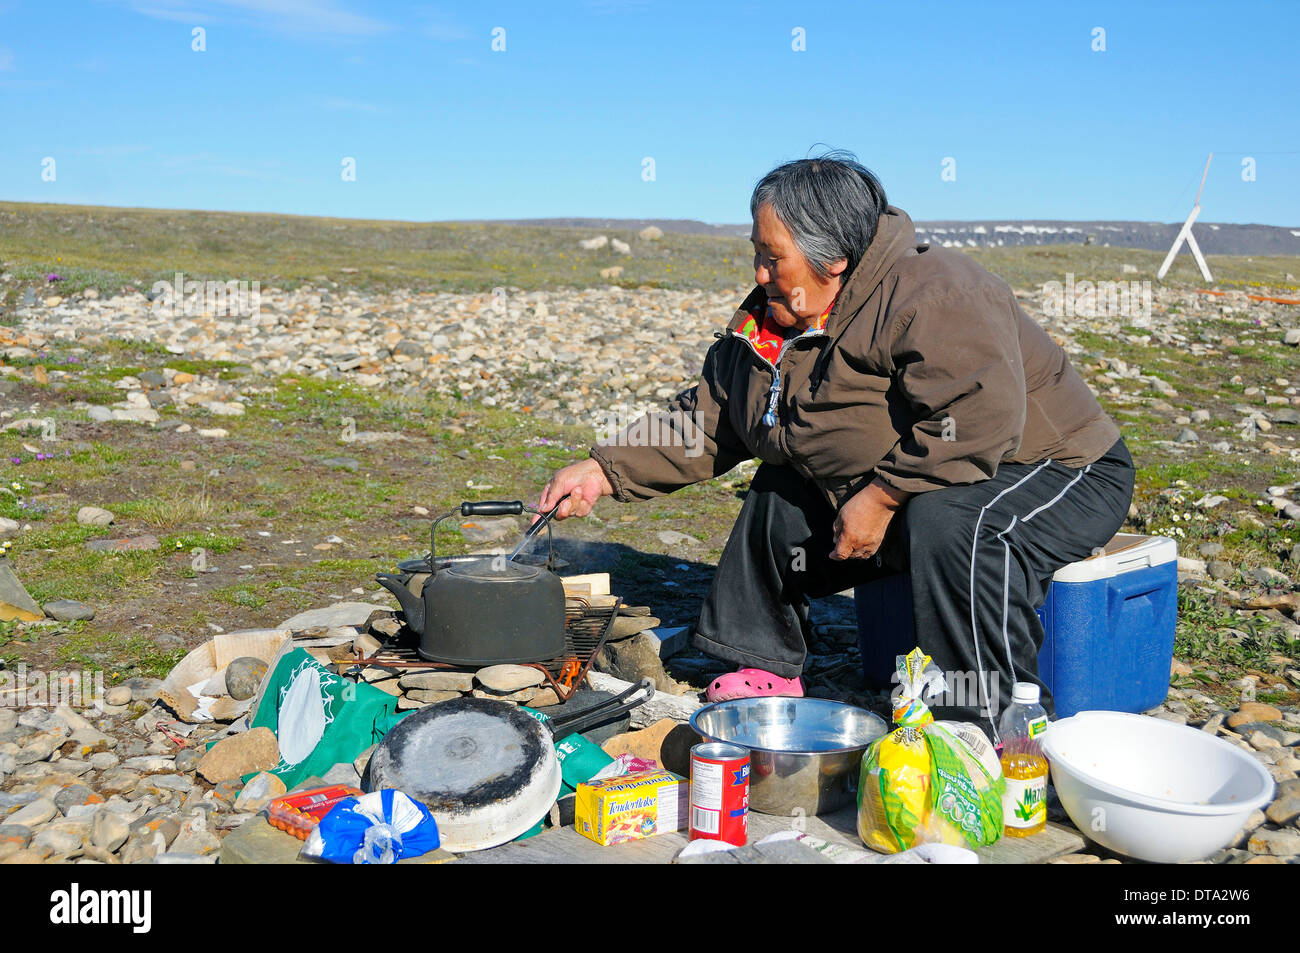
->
[999,682,1049,838]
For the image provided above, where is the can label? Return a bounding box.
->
[689,742,749,846]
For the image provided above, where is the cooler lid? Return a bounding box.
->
[1051,533,1177,584]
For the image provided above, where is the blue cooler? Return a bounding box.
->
[855,534,1178,718]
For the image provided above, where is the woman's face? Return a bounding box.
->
[750,203,846,330]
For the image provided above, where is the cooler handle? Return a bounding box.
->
[1107,574,1162,612]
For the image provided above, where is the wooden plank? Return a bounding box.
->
[220,813,457,865]
[566,591,619,608]
[560,572,610,596]
[455,825,686,864]
[455,807,861,864]
[976,822,1084,864]
[454,807,840,865]
[454,805,1082,864]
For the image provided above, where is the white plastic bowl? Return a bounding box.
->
[1042,710,1276,863]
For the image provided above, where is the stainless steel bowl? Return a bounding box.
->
[690,697,887,817]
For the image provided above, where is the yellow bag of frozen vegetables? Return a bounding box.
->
[857,648,1005,853]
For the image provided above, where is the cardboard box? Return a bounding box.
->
[574,770,688,846]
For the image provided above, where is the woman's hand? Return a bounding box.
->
[537,457,615,522]
[830,478,912,560]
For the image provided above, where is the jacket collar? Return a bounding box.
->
[728,206,918,334]
[823,205,916,334]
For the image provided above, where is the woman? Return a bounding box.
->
[538,153,1134,743]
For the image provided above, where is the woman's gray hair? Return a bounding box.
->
[749,150,889,281]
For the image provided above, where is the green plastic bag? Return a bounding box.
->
[247,648,411,790]
[857,648,1005,853]
[519,706,616,790]
[511,707,618,843]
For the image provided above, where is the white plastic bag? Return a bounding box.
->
[277,665,327,765]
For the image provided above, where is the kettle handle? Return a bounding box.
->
[431,501,554,565]
[461,500,525,516]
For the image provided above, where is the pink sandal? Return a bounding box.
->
[707,668,804,703]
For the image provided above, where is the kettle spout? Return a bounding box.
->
[375,573,424,634]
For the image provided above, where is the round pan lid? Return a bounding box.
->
[368,696,560,852]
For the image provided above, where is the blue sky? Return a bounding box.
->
[1,0,1296,226]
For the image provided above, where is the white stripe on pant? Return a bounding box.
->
[972,462,1091,743]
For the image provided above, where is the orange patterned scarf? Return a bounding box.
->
[738,296,838,364]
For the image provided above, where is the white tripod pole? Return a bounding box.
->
[1157,154,1214,283]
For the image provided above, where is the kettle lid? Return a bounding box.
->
[445,557,543,581]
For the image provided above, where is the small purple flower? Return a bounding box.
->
[9,456,20,465]
[46,273,62,284]
[524,452,531,458]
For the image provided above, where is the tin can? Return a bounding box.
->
[689,741,750,845]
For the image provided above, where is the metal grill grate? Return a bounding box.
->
[350,597,620,701]
[554,599,618,676]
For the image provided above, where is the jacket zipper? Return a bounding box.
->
[728,327,825,427]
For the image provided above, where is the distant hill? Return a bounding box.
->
[911,220,1300,256]
[459,217,1300,256]
[451,217,752,237]
[2,200,1295,301]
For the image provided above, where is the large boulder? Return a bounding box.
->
[196,727,280,783]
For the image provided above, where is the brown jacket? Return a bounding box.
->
[590,206,1120,508]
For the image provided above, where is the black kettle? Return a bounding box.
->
[375,501,567,666]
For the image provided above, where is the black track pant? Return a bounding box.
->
[693,439,1135,741]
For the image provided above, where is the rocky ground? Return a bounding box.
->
[8,280,732,426]
[0,267,1297,864]
[0,617,1296,865]
[10,276,1300,440]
